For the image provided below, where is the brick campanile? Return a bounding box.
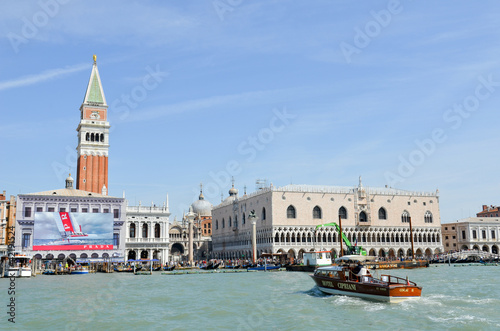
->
[76,55,110,194]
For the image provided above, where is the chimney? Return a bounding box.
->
[0,190,6,201]
[483,205,488,211]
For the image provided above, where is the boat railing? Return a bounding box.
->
[380,274,416,286]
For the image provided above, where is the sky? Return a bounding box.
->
[1,1,499,223]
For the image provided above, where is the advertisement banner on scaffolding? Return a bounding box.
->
[33,212,114,250]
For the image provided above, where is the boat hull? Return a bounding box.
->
[5,267,32,278]
[311,275,422,303]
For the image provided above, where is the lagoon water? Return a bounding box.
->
[2,265,500,330]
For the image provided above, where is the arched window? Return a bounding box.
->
[339,206,347,219]
[401,211,410,223]
[359,211,367,222]
[378,207,386,220]
[215,220,219,230]
[287,205,296,219]
[229,217,232,227]
[130,224,135,238]
[222,218,225,228]
[142,224,148,238]
[100,133,104,142]
[262,207,266,221]
[91,133,95,142]
[242,214,245,225]
[313,206,322,219]
[154,224,160,238]
[86,132,89,141]
[424,211,433,223]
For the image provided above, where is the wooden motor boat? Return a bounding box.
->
[310,255,422,303]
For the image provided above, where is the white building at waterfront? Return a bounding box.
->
[14,175,126,260]
[125,197,170,264]
[442,217,500,254]
[212,178,443,260]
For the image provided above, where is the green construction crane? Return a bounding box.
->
[315,222,367,256]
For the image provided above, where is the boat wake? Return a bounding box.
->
[301,286,329,297]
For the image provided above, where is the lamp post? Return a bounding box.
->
[248,210,258,264]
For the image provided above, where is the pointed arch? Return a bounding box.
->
[339,206,347,219]
[287,205,296,219]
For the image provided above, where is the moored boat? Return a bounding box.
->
[3,253,32,278]
[310,255,422,303]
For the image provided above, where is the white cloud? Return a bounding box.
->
[0,63,89,91]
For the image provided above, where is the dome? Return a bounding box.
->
[191,184,212,216]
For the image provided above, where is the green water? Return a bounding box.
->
[1,265,500,330]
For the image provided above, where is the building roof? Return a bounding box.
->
[22,188,113,198]
[83,55,107,106]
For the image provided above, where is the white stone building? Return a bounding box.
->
[442,217,500,254]
[14,175,126,260]
[168,188,212,262]
[125,198,170,264]
[212,179,443,260]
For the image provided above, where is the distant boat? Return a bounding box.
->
[3,253,32,278]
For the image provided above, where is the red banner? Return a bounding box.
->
[32,245,114,251]
[59,212,74,232]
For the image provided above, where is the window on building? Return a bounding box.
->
[313,206,322,219]
[222,218,225,228]
[452,236,456,239]
[36,207,43,212]
[462,230,466,240]
[93,208,99,213]
[22,233,31,248]
[71,208,77,212]
[359,211,367,222]
[216,220,219,230]
[82,208,87,213]
[453,243,456,247]
[24,207,32,218]
[424,211,433,223]
[444,227,448,231]
[103,209,109,213]
[401,211,410,223]
[287,205,296,219]
[445,236,449,240]
[142,224,148,238]
[378,208,386,220]
[452,227,455,230]
[339,207,347,220]
[113,209,119,218]
[482,230,486,239]
[229,217,232,227]
[242,214,245,225]
[492,230,496,239]
[60,208,66,212]
[472,230,477,239]
[262,207,266,221]
[113,233,119,247]
[48,207,55,212]
[155,224,160,238]
[130,224,136,238]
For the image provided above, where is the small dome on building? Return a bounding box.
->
[65,173,74,189]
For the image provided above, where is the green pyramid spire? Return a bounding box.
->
[83,55,107,106]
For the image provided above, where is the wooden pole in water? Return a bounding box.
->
[338,215,344,257]
[409,216,415,260]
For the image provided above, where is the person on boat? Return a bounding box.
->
[352,263,370,281]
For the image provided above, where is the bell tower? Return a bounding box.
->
[76,55,110,194]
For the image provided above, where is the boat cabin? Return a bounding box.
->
[303,251,331,267]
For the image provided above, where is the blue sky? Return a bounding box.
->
[1,1,499,223]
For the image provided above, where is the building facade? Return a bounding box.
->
[14,176,126,260]
[125,199,170,264]
[441,217,500,254]
[168,187,213,262]
[0,191,16,254]
[477,205,500,218]
[76,55,110,194]
[212,179,443,260]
